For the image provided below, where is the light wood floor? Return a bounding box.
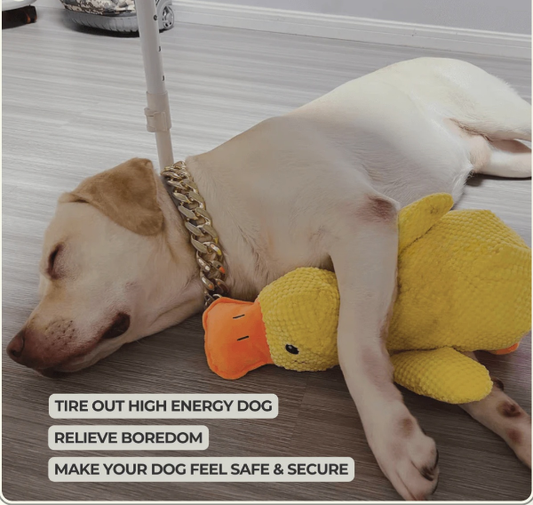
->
[3,5,531,502]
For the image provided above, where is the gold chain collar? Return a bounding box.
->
[161,161,229,308]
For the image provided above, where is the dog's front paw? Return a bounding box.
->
[369,412,439,500]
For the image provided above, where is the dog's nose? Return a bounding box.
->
[7,330,26,361]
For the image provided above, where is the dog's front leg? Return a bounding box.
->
[327,195,439,500]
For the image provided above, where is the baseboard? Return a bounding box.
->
[173,0,531,60]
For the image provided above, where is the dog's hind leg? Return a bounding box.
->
[438,59,532,143]
[437,60,531,177]
[459,354,531,467]
[445,120,531,179]
[475,139,532,178]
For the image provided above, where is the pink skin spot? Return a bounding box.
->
[507,429,522,444]
[399,417,415,437]
[359,195,397,223]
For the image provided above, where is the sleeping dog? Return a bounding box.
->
[7,57,531,499]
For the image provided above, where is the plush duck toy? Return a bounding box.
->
[203,194,531,404]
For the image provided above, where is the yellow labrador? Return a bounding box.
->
[8,57,532,499]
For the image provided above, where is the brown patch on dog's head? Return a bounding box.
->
[59,158,164,236]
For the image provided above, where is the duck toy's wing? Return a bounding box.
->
[390,348,493,404]
[398,193,454,254]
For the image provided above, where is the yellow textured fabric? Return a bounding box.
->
[390,349,493,404]
[398,193,454,254]
[389,199,531,353]
[256,194,531,403]
[258,268,340,372]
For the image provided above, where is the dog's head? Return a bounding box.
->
[7,158,204,375]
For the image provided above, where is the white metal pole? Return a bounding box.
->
[135,0,174,170]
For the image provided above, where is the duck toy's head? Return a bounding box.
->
[203,268,340,380]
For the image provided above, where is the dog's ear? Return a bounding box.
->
[59,158,164,236]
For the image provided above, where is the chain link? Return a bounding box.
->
[161,161,229,308]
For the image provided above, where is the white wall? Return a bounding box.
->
[199,0,531,34]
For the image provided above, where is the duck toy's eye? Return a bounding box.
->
[285,344,299,355]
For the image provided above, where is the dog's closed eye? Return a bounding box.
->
[47,243,64,279]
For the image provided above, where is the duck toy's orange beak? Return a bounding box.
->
[202,297,274,379]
